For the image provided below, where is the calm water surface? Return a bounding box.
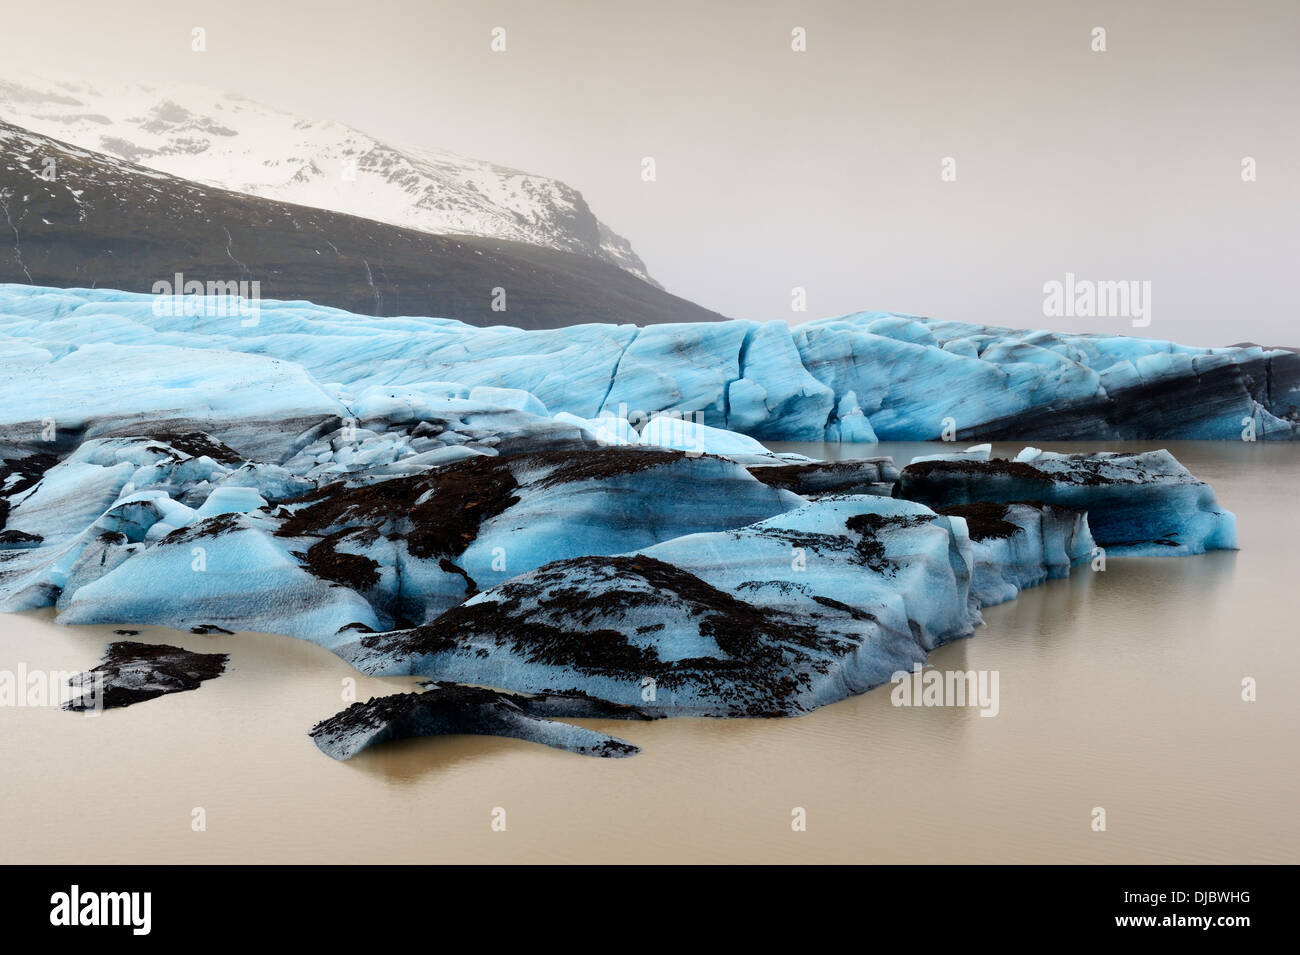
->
[1,441,1296,863]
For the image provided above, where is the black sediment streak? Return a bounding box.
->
[276,453,521,559]
[935,502,1021,540]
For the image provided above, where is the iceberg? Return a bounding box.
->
[894,449,1237,556]
[636,415,772,455]
[310,683,648,761]
[341,495,1026,715]
[909,443,992,466]
[745,457,900,497]
[20,443,803,639]
[934,501,1096,606]
[64,640,228,711]
[3,423,1235,706]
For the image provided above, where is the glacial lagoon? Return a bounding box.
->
[0,441,1296,864]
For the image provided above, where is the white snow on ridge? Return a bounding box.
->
[0,75,656,284]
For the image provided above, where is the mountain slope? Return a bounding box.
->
[0,121,725,329]
[0,76,656,284]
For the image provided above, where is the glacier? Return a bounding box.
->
[0,282,1255,757]
[1,285,1295,452]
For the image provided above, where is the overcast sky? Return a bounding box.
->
[4,0,1297,345]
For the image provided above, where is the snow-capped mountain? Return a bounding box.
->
[0,120,722,328]
[0,118,722,328]
[0,75,657,285]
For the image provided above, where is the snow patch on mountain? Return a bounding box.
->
[0,75,657,284]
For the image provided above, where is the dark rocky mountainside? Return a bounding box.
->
[0,122,726,330]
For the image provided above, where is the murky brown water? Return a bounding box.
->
[1,441,1296,863]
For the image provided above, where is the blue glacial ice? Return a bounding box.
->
[1,284,1296,449]
[895,448,1237,556]
[0,283,1252,748]
[340,494,1095,715]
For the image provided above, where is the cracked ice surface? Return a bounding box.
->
[1,284,1296,447]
